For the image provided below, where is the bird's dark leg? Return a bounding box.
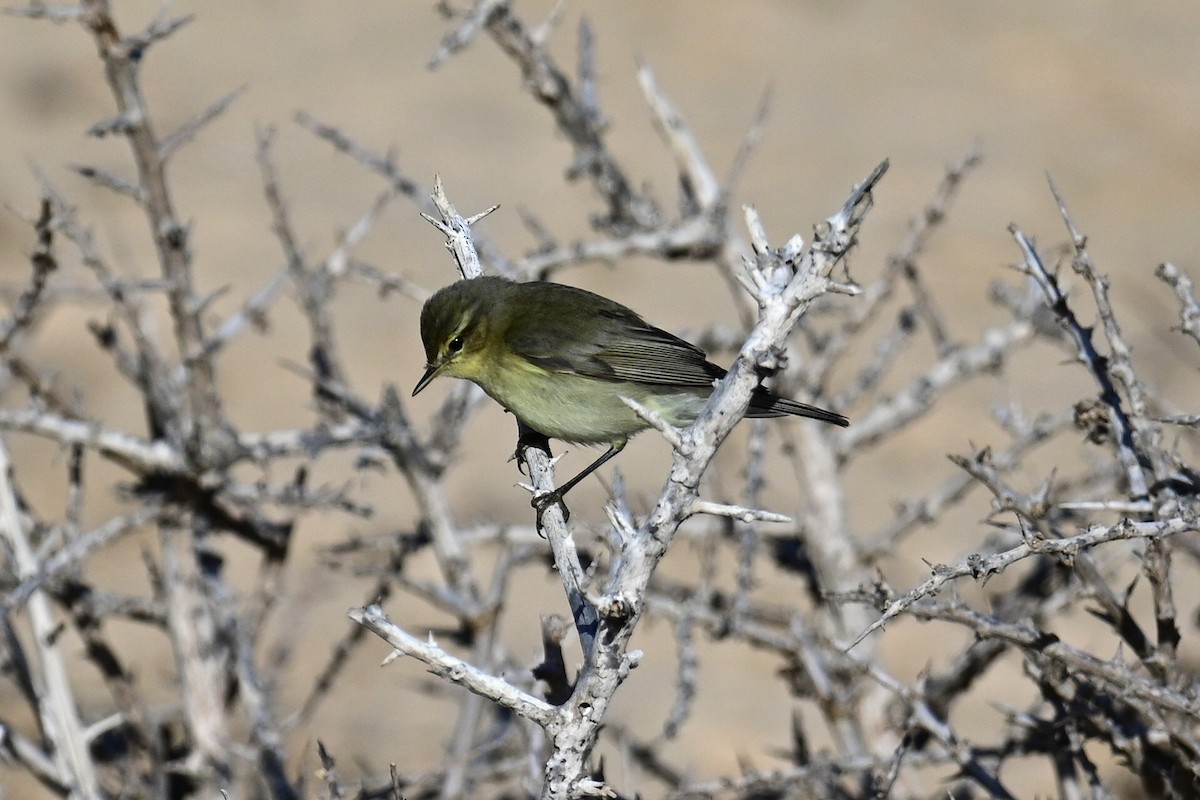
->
[512,421,552,477]
[531,440,626,527]
[511,422,569,525]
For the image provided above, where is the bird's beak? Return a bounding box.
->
[412,363,440,397]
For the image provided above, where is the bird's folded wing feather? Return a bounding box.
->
[506,306,723,387]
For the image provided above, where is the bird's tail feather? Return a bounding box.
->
[747,392,848,427]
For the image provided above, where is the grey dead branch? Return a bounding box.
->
[0,2,1198,799]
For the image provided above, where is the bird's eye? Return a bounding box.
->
[448,336,465,353]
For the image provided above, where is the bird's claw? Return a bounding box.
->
[511,444,529,476]
[533,490,570,527]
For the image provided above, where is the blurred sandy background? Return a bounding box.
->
[2,1,1200,796]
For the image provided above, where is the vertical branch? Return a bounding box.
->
[234,615,301,800]
[79,1,231,461]
[1010,227,1150,499]
[160,528,234,790]
[480,2,659,231]
[0,437,102,799]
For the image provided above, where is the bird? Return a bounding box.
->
[413,276,847,516]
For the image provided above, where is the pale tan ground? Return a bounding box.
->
[2,2,1200,797]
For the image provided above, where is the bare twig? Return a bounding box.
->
[0,436,101,797]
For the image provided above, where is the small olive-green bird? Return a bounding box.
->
[414,276,848,509]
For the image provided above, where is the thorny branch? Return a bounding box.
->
[1,2,1198,800]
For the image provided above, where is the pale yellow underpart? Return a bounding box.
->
[443,347,708,446]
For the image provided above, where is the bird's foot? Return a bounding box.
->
[533,489,570,527]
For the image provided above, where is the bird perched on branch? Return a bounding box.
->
[414,276,847,516]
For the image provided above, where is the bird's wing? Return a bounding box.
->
[588,310,725,386]
[505,301,723,387]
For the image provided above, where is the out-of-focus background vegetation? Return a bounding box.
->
[2,2,1199,795]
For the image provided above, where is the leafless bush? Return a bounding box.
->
[1,2,1198,799]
